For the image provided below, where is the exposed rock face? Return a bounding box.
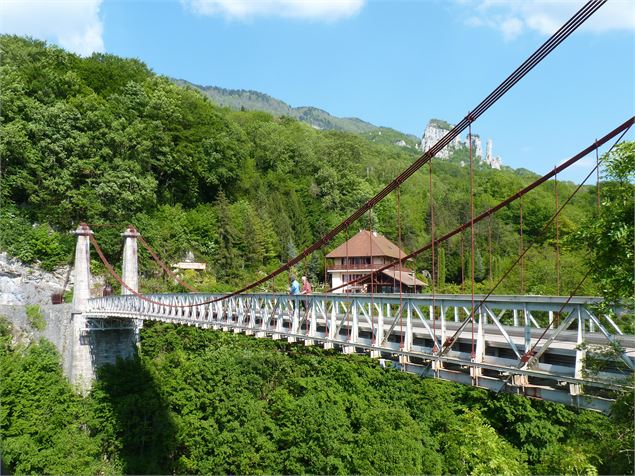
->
[485,138,502,170]
[418,119,460,159]
[0,253,107,306]
[418,119,503,169]
[0,253,71,305]
[471,135,483,159]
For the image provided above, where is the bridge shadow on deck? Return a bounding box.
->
[92,348,177,474]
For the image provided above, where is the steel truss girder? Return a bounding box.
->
[84,292,634,408]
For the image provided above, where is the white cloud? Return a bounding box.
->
[182,0,365,21]
[500,16,523,40]
[0,0,104,56]
[460,0,635,39]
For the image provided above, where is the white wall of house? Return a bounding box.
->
[331,272,343,293]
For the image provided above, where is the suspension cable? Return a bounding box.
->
[519,195,524,294]
[397,185,404,349]
[369,210,374,293]
[469,121,476,358]
[346,226,351,340]
[439,127,630,357]
[460,232,465,293]
[429,161,438,351]
[328,117,633,294]
[596,139,601,210]
[155,1,606,304]
[488,214,493,281]
[368,209,375,343]
[555,168,561,297]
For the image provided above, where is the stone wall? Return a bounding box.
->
[0,303,137,387]
[0,303,74,376]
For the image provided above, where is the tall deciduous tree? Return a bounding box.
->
[568,142,634,315]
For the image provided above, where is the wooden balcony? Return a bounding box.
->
[326,262,411,272]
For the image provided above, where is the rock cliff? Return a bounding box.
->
[0,253,71,305]
[418,119,503,169]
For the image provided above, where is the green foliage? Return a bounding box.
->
[1,35,603,294]
[91,358,177,474]
[1,321,633,475]
[442,410,529,475]
[0,207,72,271]
[0,330,120,474]
[25,304,46,331]
[568,142,634,310]
[535,443,599,475]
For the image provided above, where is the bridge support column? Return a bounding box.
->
[287,300,298,343]
[370,303,383,358]
[343,301,358,354]
[470,310,485,383]
[571,308,585,396]
[121,226,139,295]
[324,301,336,350]
[399,303,412,365]
[121,226,143,344]
[70,224,95,395]
[304,302,316,346]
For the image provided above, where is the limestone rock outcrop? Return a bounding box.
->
[0,253,71,305]
[418,119,503,170]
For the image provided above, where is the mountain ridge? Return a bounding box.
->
[173,78,420,149]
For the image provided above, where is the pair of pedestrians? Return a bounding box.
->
[289,276,311,295]
[290,276,312,312]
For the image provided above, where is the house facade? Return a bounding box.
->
[325,230,426,293]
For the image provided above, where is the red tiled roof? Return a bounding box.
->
[326,230,408,259]
[381,269,427,287]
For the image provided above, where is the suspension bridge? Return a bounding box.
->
[62,0,633,413]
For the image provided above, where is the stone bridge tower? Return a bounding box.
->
[68,224,139,394]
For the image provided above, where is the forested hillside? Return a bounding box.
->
[1,35,601,298]
[173,79,420,149]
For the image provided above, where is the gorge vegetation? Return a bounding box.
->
[1,320,633,475]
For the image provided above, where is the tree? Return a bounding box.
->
[437,246,446,287]
[442,410,529,475]
[568,142,634,328]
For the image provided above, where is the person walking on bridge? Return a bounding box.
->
[301,276,312,312]
[301,276,312,295]
[289,276,300,295]
[289,276,300,310]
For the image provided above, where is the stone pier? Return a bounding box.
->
[68,224,139,394]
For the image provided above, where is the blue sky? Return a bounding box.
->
[2,0,634,182]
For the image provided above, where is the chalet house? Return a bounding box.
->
[325,230,426,293]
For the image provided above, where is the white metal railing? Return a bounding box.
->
[85,292,634,412]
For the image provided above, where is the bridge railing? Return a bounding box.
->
[85,292,634,412]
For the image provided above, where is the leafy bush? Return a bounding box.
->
[0,207,72,271]
[25,304,46,331]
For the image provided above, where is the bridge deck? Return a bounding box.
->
[84,293,634,413]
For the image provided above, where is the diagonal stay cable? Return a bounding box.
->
[328,117,634,294]
[189,0,606,303]
[437,123,632,357]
